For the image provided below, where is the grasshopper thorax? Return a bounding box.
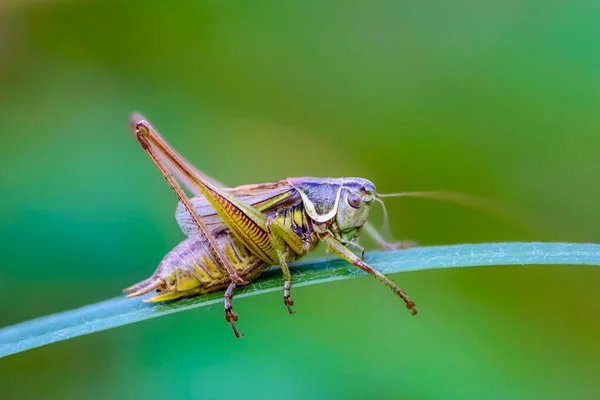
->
[287,177,376,242]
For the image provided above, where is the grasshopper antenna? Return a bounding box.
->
[378,191,508,217]
[377,190,541,236]
[374,197,392,239]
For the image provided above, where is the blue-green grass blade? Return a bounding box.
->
[2,242,600,358]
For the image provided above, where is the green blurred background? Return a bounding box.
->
[1,1,600,399]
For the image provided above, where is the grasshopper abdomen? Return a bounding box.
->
[124,232,268,302]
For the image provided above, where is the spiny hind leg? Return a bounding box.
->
[224,282,244,338]
[123,276,165,298]
[131,115,245,286]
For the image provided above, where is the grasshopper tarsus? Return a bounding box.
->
[283,281,295,314]
[284,296,295,315]
[224,282,244,338]
[232,325,244,338]
[225,310,244,338]
[224,308,239,322]
[395,289,418,316]
[402,296,418,315]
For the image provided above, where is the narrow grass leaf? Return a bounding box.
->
[1,242,599,358]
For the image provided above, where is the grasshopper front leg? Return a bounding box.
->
[319,230,418,315]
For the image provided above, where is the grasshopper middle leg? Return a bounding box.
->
[266,218,314,314]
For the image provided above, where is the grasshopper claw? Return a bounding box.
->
[405,299,418,315]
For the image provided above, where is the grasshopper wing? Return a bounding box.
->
[176,180,299,236]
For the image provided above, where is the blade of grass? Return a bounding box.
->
[2,242,600,358]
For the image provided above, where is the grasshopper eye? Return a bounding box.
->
[347,192,363,209]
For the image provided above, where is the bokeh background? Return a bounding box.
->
[1,1,600,399]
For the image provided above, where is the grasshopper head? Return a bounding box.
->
[335,178,377,242]
[287,177,377,241]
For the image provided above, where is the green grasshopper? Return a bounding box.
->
[124,113,477,337]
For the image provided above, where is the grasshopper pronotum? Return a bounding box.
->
[124,113,483,337]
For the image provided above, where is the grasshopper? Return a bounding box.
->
[123,113,473,337]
